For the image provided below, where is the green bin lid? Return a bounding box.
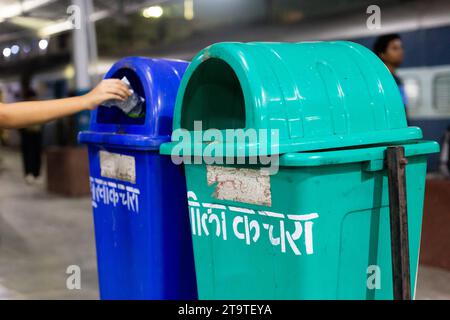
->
[161,41,422,157]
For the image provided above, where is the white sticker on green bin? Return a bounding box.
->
[207,166,272,206]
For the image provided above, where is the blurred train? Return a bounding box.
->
[352,26,450,172]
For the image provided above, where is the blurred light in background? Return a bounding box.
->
[64,65,75,79]
[2,47,12,58]
[38,39,48,50]
[184,0,194,21]
[23,45,31,54]
[0,0,54,23]
[10,45,20,55]
[39,20,74,38]
[142,6,164,19]
[405,79,420,101]
[404,78,421,109]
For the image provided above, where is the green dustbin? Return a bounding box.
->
[161,41,440,300]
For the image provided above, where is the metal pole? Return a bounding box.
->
[386,146,412,300]
[71,0,97,135]
[86,0,99,84]
[72,0,94,91]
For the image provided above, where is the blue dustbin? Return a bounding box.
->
[78,57,197,300]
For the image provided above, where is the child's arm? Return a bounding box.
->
[0,79,131,129]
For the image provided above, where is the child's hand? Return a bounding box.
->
[83,79,132,110]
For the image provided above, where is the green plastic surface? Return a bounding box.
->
[159,41,440,300]
[162,41,423,156]
[184,148,430,299]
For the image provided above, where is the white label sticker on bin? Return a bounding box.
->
[99,151,136,184]
[207,166,272,207]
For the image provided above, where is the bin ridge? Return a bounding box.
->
[168,41,422,157]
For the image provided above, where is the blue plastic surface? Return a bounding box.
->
[79,57,188,149]
[78,57,197,300]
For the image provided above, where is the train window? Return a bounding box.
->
[434,73,450,112]
[403,77,421,109]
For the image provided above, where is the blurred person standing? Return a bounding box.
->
[19,74,43,185]
[373,34,408,107]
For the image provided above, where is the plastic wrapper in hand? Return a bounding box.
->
[102,77,145,118]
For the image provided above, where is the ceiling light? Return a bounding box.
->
[0,0,55,21]
[184,0,194,20]
[143,6,163,19]
[39,20,73,37]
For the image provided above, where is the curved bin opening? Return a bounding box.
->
[181,58,246,131]
[96,67,146,126]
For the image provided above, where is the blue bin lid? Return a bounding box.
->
[79,57,188,150]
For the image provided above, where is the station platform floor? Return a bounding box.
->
[0,147,449,300]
